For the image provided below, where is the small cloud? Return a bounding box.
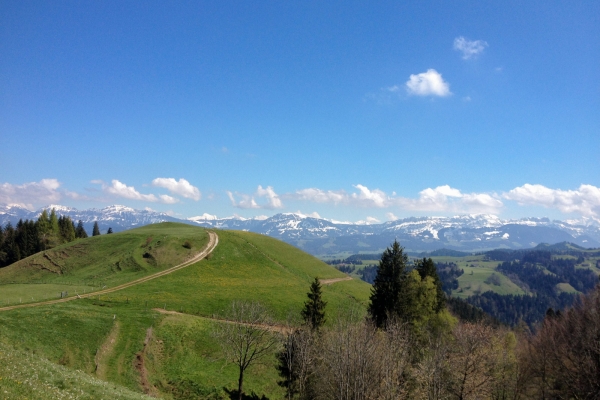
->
[221,147,229,153]
[495,66,503,73]
[453,36,488,59]
[227,185,283,210]
[386,85,401,92]
[294,188,348,205]
[406,69,451,97]
[294,210,322,219]
[386,212,398,221]
[355,216,381,225]
[351,184,390,208]
[96,179,178,204]
[151,178,201,201]
[463,96,472,102]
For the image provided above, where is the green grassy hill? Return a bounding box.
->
[0,223,371,399]
[0,223,209,305]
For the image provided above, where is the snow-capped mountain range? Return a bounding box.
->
[0,204,182,235]
[2,204,599,255]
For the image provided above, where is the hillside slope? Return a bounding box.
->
[0,226,371,399]
[0,223,209,305]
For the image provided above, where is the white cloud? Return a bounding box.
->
[0,179,62,208]
[291,184,503,214]
[355,216,381,225]
[151,178,201,201]
[99,180,178,204]
[294,188,348,204]
[228,185,283,210]
[504,184,600,217]
[402,185,503,213]
[294,210,322,219]
[256,185,283,209]
[406,69,451,97]
[453,36,488,59]
[386,212,398,221]
[351,184,390,207]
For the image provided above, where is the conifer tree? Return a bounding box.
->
[49,208,59,235]
[58,216,76,243]
[368,240,408,328]
[107,227,113,234]
[415,257,446,312]
[92,221,101,236]
[301,277,327,331]
[37,209,50,235]
[75,220,88,238]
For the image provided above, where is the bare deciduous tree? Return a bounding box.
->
[446,323,498,400]
[214,301,280,400]
[312,317,412,400]
[523,287,600,399]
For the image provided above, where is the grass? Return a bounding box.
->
[146,313,283,399]
[0,223,208,303]
[454,265,526,298]
[0,225,372,399]
[556,282,580,294]
[118,230,371,322]
[0,340,152,400]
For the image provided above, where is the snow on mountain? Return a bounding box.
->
[2,205,599,253]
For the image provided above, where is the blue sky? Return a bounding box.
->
[1,1,599,223]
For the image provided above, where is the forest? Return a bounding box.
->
[273,241,600,400]
[332,246,599,328]
[0,209,94,268]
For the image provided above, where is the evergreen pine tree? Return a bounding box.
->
[92,221,101,236]
[58,216,76,243]
[75,220,88,238]
[37,209,50,235]
[415,257,446,312]
[301,277,327,330]
[368,240,408,328]
[49,208,59,235]
[107,227,113,234]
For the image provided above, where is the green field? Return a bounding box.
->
[0,223,371,399]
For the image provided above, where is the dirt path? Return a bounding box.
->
[0,231,219,313]
[134,327,158,397]
[153,308,293,335]
[320,276,353,285]
[95,321,121,379]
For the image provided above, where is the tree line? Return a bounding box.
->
[216,240,600,399]
[466,250,598,327]
[0,208,109,268]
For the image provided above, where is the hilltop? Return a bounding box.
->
[0,222,371,398]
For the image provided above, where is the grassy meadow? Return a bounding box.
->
[0,223,371,399]
[0,223,209,305]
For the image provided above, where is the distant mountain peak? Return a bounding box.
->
[2,203,599,253]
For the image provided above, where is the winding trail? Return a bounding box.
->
[154,308,293,334]
[320,276,353,285]
[0,231,219,313]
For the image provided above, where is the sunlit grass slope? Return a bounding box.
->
[0,223,208,304]
[119,230,372,320]
[0,340,152,400]
[0,228,371,399]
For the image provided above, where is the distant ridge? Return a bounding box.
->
[418,249,473,257]
[1,204,599,254]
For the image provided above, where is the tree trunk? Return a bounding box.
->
[238,367,244,400]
